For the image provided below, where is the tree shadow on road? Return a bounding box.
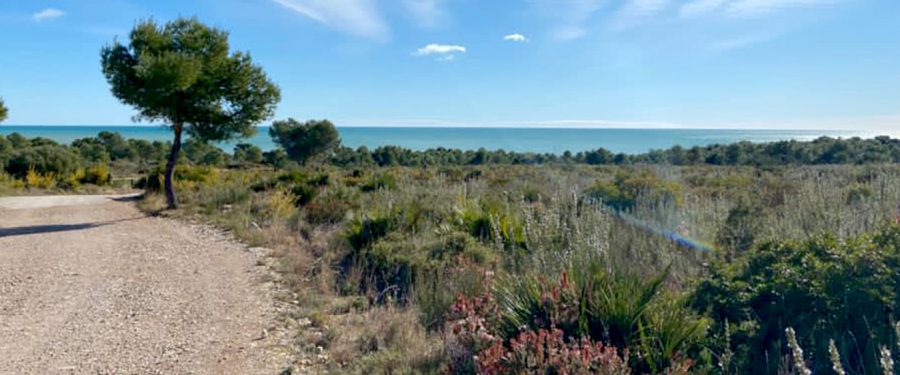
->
[0,217,144,238]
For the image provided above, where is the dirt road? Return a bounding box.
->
[0,195,289,374]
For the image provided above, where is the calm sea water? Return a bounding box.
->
[0,125,882,154]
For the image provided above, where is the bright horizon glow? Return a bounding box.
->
[1,1,899,131]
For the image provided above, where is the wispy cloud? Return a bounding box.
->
[404,0,447,28]
[532,0,605,41]
[503,33,530,43]
[726,0,838,17]
[271,0,389,41]
[712,32,778,50]
[33,8,65,22]
[611,0,670,30]
[679,0,727,17]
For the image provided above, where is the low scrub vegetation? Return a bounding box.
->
[133,139,900,373]
[7,128,900,374]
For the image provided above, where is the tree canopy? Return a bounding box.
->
[100,17,280,208]
[0,97,8,123]
[269,119,341,165]
[101,18,280,141]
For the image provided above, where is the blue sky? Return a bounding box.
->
[0,0,898,130]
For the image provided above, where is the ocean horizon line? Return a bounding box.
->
[0,124,872,132]
[1,126,892,154]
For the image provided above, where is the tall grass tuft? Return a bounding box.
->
[785,327,811,375]
[829,339,846,375]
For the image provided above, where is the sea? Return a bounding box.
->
[0,125,889,155]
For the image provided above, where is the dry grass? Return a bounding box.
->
[134,163,900,373]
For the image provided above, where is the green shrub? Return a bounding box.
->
[348,215,396,251]
[305,191,353,225]
[494,264,708,373]
[586,170,683,211]
[137,164,217,191]
[83,165,111,186]
[308,173,331,187]
[692,224,900,374]
[715,198,764,257]
[361,173,396,192]
[290,183,318,206]
[277,170,307,184]
[5,145,80,178]
[232,143,263,165]
[201,183,251,211]
[846,183,874,205]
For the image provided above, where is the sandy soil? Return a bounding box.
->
[0,195,291,374]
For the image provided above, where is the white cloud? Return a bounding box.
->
[413,43,466,56]
[679,0,727,17]
[271,0,389,41]
[413,43,466,62]
[33,8,65,22]
[404,0,447,28]
[727,0,838,17]
[503,33,529,43]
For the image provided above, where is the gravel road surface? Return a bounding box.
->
[0,195,289,374]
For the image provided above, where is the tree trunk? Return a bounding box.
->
[164,123,183,209]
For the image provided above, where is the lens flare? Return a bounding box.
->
[612,211,716,253]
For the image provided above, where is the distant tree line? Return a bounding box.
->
[2,129,900,182]
[320,135,900,167]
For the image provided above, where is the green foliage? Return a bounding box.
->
[72,138,112,164]
[846,183,875,205]
[269,118,341,164]
[127,159,900,373]
[693,225,900,374]
[348,214,396,252]
[233,143,263,165]
[586,170,683,211]
[304,188,355,225]
[262,149,292,169]
[6,133,28,148]
[312,136,900,168]
[96,131,136,160]
[5,144,80,178]
[290,183,318,206]
[138,164,217,191]
[360,173,396,192]
[83,165,112,186]
[101,17,280,208]
[101,18,280,142]
[0,97,8,123]
[200,182,251,212]
[494,264,708,373]
[183,138,226,166]
[716,198,764,256]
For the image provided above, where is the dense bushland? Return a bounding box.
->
[135,148,900,373]
[694,225,900,374]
